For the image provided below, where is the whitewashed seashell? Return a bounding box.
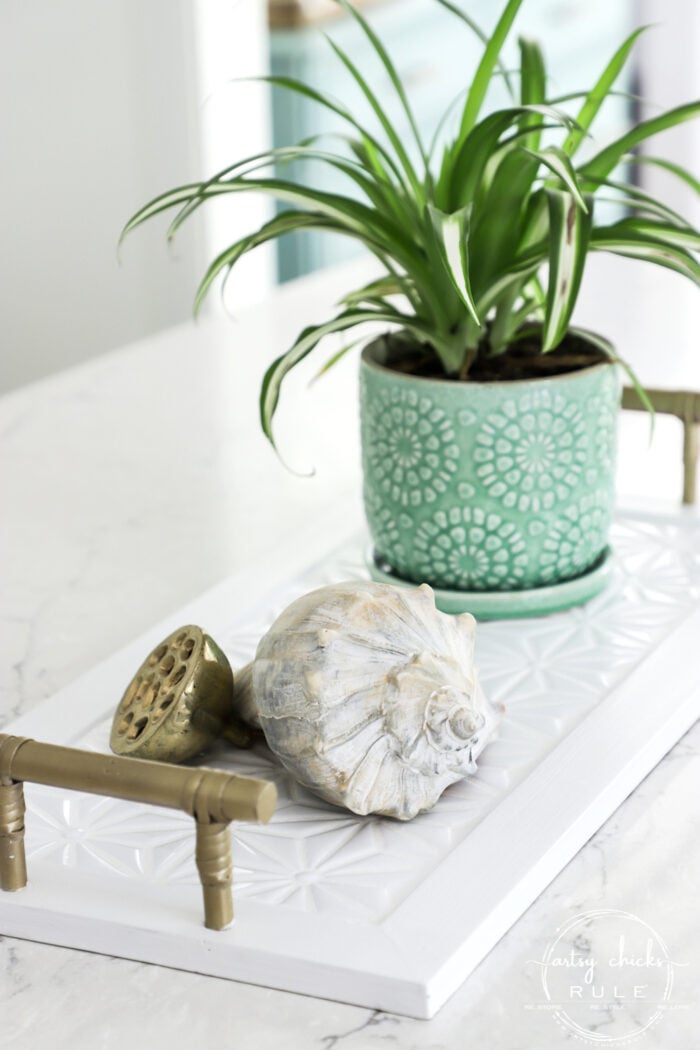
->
[235,581,499,820]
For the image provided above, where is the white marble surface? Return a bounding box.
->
[0,256,698,1048]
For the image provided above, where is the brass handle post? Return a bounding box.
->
[196,821,234,930]
[622,387,700,506]
[0,780,27,892]
[0,733,276,929]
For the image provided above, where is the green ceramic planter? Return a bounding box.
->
[360,333,621,608]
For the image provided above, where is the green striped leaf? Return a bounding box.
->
[601,217,700,251]
[168,144,415,242]
[311,336,370,384]
[250,74,410,190]
[131,145,296,242]
[260,308,435,445]
[458,0,526,138]
[580,102,700,183]
[566,326,615,359]
[542,188,593,351]
[475,256,542,318]
[470,149,540,289]
[519,37,546,151]
[625,154,700,198]
[428,204,480,325]
[323,34,422,194]
[193,211,342,315]
[522,145,588,211]
[442,104,579,209]
[434,0,515,99]
[341,275,410,306]
[569,326,654,418]
[562,26,648,156]
[587,176,697,230]
[171,176,427,280]
[334,0,427,168]
[509,293,545,329]
[590,226,700,286]
[120,183,206,244]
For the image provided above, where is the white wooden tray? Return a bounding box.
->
[1,508,699,1018]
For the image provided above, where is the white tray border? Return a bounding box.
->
[1,517,699,1018]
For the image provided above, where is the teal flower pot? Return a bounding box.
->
[360,334,621,611]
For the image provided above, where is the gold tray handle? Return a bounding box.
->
[0,734,276,930]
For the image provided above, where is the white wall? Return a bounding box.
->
[0,0,272,394]
[637,0,700,227]
[189,0,273,313]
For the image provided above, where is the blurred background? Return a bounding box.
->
[1,0,698,394]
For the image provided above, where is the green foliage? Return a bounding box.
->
[122,0,700,446]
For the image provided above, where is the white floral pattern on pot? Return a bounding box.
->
[360,339,621,598]
[363,385,460,507]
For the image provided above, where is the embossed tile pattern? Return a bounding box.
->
[24,513,700,924]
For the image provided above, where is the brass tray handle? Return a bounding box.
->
[622,387,700,505]
[0,733,276,931]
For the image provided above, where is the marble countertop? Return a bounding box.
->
[0,257,698,1048]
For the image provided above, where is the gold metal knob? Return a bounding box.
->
[110,626,251,763]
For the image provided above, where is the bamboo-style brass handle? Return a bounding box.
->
[0,733,276,930]
[622,386,700,505]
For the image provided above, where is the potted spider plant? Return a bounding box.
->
[122,0,699,616]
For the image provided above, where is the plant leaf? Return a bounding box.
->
[310,335,370,383]
[600,217,700,251]
[323,33,422,194]
[176,175,427,279]
[510,293,545,329]
[562,26,649,157]
[120,135,405,248]
[475,256,542,318]
[542,188,593,351]
[488,282,521,352]
[442,104,579,209]
[522,145,589,211]
[333,0,427,168]
[566,325,615,360]
[193,211,341,315]
[570,325,654,419]
[579,101,700,184]
[428,204,480,325]
[341,275,409,306]
[590,225,700,285]
[167,143,415,242]
[250,74,410,190]
[260,308,435,445]
[434,0,515,99]
[518,37,546,151]
[470,148,540,291]
[459,0,526,138]
[624,154,700,197]
[120,183,206,244]
[587,176,697,230]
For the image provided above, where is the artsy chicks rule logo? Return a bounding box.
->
[528,909,688,1045]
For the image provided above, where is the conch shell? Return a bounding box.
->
[235,581,498,821]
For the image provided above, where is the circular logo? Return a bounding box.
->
[533,910,685,1045]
